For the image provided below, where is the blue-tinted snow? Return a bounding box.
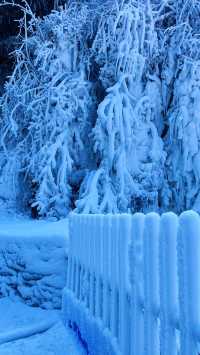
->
[0,298,85,355]
[0,217,69,308]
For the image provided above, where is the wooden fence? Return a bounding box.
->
[62,211,200,355]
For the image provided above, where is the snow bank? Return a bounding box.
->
[63,212,200,355]
[0,218,68,309]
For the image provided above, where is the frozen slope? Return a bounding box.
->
[0,298,85,355]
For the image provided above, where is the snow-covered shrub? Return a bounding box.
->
[0,152,21,211]
[76,1,166,213]
[164,1,200,213]
[0,3,96,218]
[166,59,200,213]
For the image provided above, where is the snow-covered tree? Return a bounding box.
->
[164,0,200,213]
[167,60,200,212]
[0,3,96,218]
[76,0,166,213]
[3,0,200,217]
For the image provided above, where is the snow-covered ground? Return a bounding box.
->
[0,298,85,355]
[0,216,69,308]
[0,216,84,353]
[0,213,69,238]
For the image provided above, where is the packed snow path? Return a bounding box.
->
[0,298,86,355]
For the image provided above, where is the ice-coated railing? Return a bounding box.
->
[62,211,200,355]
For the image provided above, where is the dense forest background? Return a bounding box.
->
[0,0,200,219]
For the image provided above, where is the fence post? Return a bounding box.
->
[143,213,160,355]
[178,211,200,355]
[130,213,145,355]
[95,215,102,320]
[89,216,95,316]
[110,216,120,339]
[67,215,75,290]
[102,215,110,329]
[118,214,132,355]
[160,212,179,355]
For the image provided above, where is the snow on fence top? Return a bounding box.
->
[62,211,200,355]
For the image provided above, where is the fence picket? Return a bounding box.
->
[160,212,179,355]
[179,211,200,355]
[143,213,160,355]
[130,213,145,355]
